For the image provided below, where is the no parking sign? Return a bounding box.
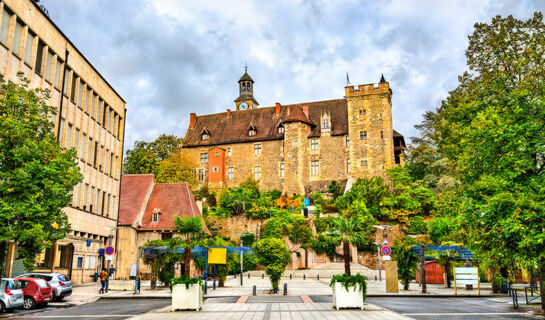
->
[105,245,115,261]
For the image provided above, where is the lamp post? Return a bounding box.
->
[239,234,244,286]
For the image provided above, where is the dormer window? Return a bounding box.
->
[152,209,161,223]
[201,128,210,141]
[323,118,329,129]
[248,124,257,136]
[278,124,284,134]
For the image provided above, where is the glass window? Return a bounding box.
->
[248,129,256,136]
[90,186,95,212]
[58,118,65,146]
[65,123,72,149]
[70,72,77,102]
[213,166,218,172]
[381,130,384,139]
[83,184,89,210]
[228,167,234,181]
[227,148,231,156]
[35,41,45,74]
[0,9,12,46]
[77,80,84,107]
[322,118,329,129]
[80,133,86,159]
[54,58,62,89]
[24,30,34,65]
[347,158,351,173]
[63,68,70,95]
[44,50,53,81]
[360,131,367,140]
[93,141,98,168]
[84,88,91,113]
[152,213,159,222]
[254,167,261,181]
[361,160,368,167]
[74,128,80,152]
[278,125,284,134]
[201,133,209,141]
[200,153,208,163]
[311,161,319,176]
[198,168,205,182]
[345,136,349,147]
[91,94,96,118]
[311,139,319,150]
[254,143,261,155]
[11,20,23,56]
[77,256,83,269]
[280,163,284,178]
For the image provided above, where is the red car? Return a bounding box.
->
[17,278,52,309]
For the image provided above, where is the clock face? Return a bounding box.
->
[239,102,249,110]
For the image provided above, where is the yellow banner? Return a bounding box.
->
[208,248,227,264]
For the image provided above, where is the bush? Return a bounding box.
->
[328,181,342,200]
[407,216,428,234]
[228,253,258,274]
[254,238,291,291]
[311,233,341,259]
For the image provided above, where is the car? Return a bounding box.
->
[17,278,53,309]
[16,273,72,301]
[0,278,24,312]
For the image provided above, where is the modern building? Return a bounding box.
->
[116,174,208,279]
[0,0,126,284]
[181,69,405,195]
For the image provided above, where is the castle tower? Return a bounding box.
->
[281,106,314,195]
[234,65,259,110]
[345,75,395,180]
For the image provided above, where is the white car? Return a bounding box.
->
[16,273,72,301]
[0,278,24,312]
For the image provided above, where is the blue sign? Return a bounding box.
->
[98,248,105,256]
[86,239,92,247]
[304,198,310,207]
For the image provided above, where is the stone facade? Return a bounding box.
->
[182,71,404,195]
[1,0,126,284]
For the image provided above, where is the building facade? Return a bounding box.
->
[182,70,405,195]
[0,0,126,284]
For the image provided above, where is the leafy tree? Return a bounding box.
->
[155,150,198,187]
[0,76,82,271]
[392,237,419,290]
[436,250,458,288]
[254,238,291,292]
[171,216,208,276]
[330,215,374,276]
[123,134,181,175]
[311,233,341,260]
[141,239,182,289]
[407,216,428,235]
[336,177,390,219]
[328,181,342,200]
[417,13,545,309]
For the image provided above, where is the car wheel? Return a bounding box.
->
[52,292,58,302]
[23,297,36,310]
[0,301,5,313]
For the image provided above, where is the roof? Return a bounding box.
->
[239,72,254,82]
[182,99,348,147]
[282,106,315,127]
[118,175,210,234]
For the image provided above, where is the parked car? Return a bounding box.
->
[16,273,72,301]
[0,278,24,312]
[17,278,52,309]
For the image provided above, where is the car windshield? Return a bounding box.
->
[42,275,53,281]
[8,279,21,289]
[35,279,49,288]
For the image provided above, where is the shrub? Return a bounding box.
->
[254,238,291,291]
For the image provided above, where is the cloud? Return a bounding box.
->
[42,0,545,149]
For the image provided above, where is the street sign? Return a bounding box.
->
[383,255,391,261]
[382,239,389,246]
[208,248,227,264]
[381,245,391,256]
[105,246,115,256]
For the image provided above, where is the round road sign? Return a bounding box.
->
[381,245,391,256]
[105,246,115,255]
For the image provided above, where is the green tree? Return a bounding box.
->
[123,134,181,175]
[328,181,342,200]
[0,76,82,271]
[254,238,291,292]
[171,216,208,276]
[141,239,182,289]
[418,13,545,309]
[392,237,419,290]
[336,177,390,218]
[155,151,198,187]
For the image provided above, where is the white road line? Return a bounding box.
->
[404,312,533,316]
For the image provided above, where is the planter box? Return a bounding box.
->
[172,283,203,311]
[108,280,134,291]
[332,282,364,310]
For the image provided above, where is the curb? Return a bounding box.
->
[98,295,171,300]
[366,294,503,298]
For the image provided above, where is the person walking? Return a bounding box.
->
[98,268,108,294]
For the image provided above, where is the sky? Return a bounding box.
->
[43,0,544,151]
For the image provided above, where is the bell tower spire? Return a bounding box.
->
[234,64,259,110]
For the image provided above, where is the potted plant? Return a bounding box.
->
[330,273,368,309]
[170,275,204,311]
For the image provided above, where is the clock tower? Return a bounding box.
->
[234,65,259,110]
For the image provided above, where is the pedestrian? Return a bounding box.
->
[98,268,108,294]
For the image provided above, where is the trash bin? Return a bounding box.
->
[93,272,99,282]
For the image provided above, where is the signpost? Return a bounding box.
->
[105,246,115,261]
[381,240,391,261]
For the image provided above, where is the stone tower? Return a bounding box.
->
[345,75,395,180]
[234,65,259,110]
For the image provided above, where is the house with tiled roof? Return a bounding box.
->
[182,69,406,195]
[115,174,209,279]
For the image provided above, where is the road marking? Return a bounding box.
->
[404,312,534,316]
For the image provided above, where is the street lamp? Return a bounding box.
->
[238,234,245,286]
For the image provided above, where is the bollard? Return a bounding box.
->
[283,283,287,295]
[234,274,237,278]
[262,273,264,279]
[213,278,216,290]
[317,274,319,280]
[375,275,377,281]
[274,288,278,294]
[248,273,250,279]
[290,274,292,279]
[204,280,208,294]
[303,274,306,280]
[253,285,257,296]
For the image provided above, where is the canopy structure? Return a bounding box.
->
[411,245,474,260]
[141,245,253,259]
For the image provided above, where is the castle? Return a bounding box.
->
[181,69,405,195]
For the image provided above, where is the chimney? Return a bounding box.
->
[275,102,280,116]
[226,109,231,118]
[189,113,196,129]
[303,105,309,117]
[287,107,291,116]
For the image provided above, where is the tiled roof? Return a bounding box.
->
[182,99,348,147]
[282,105,315,127]
[118,174,155,226]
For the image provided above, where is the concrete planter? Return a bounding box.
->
[332,282,364,310]
[171,283,203,311]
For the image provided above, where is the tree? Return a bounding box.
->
[254,238,291,292]
[328,181,342,200]
[330,215,374,276]
[419,13,545,309]
[123,134,181,175]
[0,76,82,271]
[155,151,198,187]
[171,216,208,277]
[335,177,390,219]
[141,239,182,289]
[392,237,419,290]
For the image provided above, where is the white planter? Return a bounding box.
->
[332,282,364,310]
[171,283,203,311]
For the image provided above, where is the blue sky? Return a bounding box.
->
[43,0,544,151]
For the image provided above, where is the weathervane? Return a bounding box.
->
[244,61,248,73]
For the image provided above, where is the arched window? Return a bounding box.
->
[242,82,246,91]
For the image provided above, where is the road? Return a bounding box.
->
[367,297,542,320]
[0,298,170,320]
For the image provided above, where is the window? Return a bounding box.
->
[109,153,114,176]
[24,30,34,65]
[80,133,86,159]
[70,73,77,102]
[254,143,261,155]
[88,137,93,164]
[201,132,209,141]
[198,169,206,182]
[248,129,256,136]
[54,58,62,89]
[361,160,368,167]
[65,123,72,148]
[74,128,80,152]
[360,131,367,140]
[35,41,45,74]
[278,125,284,134]
[322,118,329,129]
[215,151,219,156]
[45,50,53,81]
[93,141,98,168]
[347,159,351,173]
[63,68,70,95]
[74,183,81,208]
[55,245,70,268]
[228,167,234,181]
[83,184,89,210]
[102,104,107,126]
[280,163,284,178]
[200,153,208,163]
[77,80,84,107]
[311,161,319,176]
[96,189,101,215]
[293,140,298,147]
[84,88,91,113]
[11,20,23,56]
[213,166,219,172]
[58,118,65,145]
[152,212,159,223]
[101,191,106,215]
[311,139,319,150]
[345,136,349,147]
[0,9,12,46]
[381,130,384,139]
[359,109,366,116]
[97,99,103,123]
[227,148,231,156]
[90,186,95,213]
[77,256,83,269]
[254,167,261,181]
[91,93,96,118]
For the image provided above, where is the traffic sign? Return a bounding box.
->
[381,245,391,256]
[382,239,389,246]
[105,246,115,256]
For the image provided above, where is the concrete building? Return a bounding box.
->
[0,0,126,284]
[116,174,208,280]
[182,70,405,195]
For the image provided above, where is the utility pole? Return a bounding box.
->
[240,235,243,286]
[420,245,426,293]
